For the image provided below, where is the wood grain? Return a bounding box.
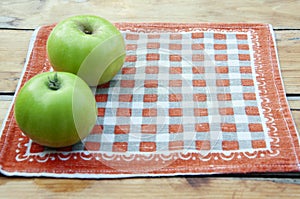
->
[1,0,300,197]
[289,100,300,110]
[1,0,300,29]
[0,30,32,93]
[292,110,300,131]
[0,177,299,199]
[0,100,11,125]
[0,29,300,94]
[276,30,300,94]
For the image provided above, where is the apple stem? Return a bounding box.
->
[84,29,92,34]
[48,73,61,90]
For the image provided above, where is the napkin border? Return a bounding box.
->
[0,23,299,178]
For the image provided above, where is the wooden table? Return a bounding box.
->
[1,0,299,198]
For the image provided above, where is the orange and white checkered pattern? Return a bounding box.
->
[82,30,269,154]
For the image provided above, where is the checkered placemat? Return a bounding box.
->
[0,23,299,178]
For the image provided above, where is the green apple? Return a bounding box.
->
[46,15,126,86]
[14,72,97,148]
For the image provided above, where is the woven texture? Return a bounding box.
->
[0,23,299,178]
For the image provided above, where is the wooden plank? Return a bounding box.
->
[292,110,300,132]
[1,0,300,29]
[0,100,12,126]
[276,30,300,94]
[0,30,32,93]
[0,177,299,198]
[289,100,300,110]
[0,29,300,94]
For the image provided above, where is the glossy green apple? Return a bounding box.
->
[47,15,126,86]
[14,72,97,148]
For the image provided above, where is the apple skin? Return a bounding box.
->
[14,72,97,148]
[46,15,126,86]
